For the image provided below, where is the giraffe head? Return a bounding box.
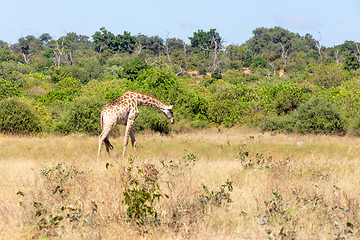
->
[163,105,175,124]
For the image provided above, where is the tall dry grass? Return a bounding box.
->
[0,127,360,239]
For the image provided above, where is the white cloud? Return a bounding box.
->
[274,15,324,30]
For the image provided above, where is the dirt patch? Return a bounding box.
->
[242,67,252,74]
[27,87,47,96]
[278,69,286,77]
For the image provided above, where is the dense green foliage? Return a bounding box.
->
[0,98,41,134]
[0,26,359,135]
[54,98,107,135]
[263,97,347,135]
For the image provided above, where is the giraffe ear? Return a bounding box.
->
[169,103,174,109]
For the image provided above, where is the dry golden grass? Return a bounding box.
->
[1,127,360,239]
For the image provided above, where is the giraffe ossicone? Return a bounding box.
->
[98,90,175,157]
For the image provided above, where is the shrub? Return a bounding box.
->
[262,115,296,133]
[0,79,21,100]
[295,97,347,135]
[118,57,149,81]
[320,81,360,118]
[55,98,106,135]
[134,108,171,134]
[263,97,347,135]
[40,78,82,105]
[0,98,41,134]
[17,164,88,236]
[251,55,268,69]
[306,63,351,88]
[261,82,312,116]
[351,114,360,136]
[123,160,166,225]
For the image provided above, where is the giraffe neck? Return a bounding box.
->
[131,91,168,110]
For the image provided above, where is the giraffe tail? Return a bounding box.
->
[100,111,104,130]
[104,139,114,150]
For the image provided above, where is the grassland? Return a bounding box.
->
[1,127,360,239]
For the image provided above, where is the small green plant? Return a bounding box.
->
[236,145,272,169]
[264,190,285,220]
[17,164,85,236]
[159,150,197,176]
[123,160,168,225]
[199,179,233,211]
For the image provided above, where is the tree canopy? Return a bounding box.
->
[0,26,360,135]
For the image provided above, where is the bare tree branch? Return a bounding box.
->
[162,36,173,69]
[335,49,340,64]
[279,43,290,66]
[266,62,276,77]
[176,61,187,76]
[313,31,323,58]
[19,46,32,65]
[200,36,223,73]
[51,38,66,67]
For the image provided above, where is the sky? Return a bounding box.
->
[1,0,359,47]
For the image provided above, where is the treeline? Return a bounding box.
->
[0,26,360,136]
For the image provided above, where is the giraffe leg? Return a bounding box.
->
[98,126,113,156]
[123,118,136,157]
[130,128,137,156]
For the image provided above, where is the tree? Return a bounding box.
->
[313,31,323,59]
[12,35,44,65]
[39,33,52,44]
[245,27,314,57]
[162,36,173,69]
[189,29,223,72]
[118,57,149,81]
[189,29,222,56]
[92,27,116,59]
[343,52,360,71]
[136,34,164,57]
[46,37,66,67]
[115,31,138,54]
[353,43,360,66]
[279,42,290,66]
[0,43,14,62]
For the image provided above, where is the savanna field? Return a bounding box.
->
[1,127,360,239]
[1,26,360,239]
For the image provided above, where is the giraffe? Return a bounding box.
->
[98,90,174,157]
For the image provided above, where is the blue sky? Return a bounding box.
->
[1,0,359,47]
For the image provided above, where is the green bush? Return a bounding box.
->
[263,97,347,135]
[295,97,347,135]
[306,63,351,88]
[262,115,296,133]
[0,98,42,134]
[251,55,267,69]
[134,108,171,134]
[352,114,360,136]
[82,79,126,102]
[55,98,106,135]
[261,82,312,116]
[40,77,83,105]
[0,79,21,100]
[319,81,360,118]
[118,57,149,81]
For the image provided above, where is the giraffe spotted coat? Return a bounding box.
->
[98,90,174,157]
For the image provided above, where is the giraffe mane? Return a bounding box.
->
[127,90,167,106]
